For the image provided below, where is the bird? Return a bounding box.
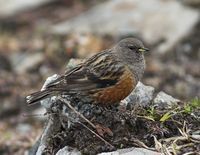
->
[26,38,149,106]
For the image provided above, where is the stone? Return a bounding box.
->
[36,144,46,155]
[0,54,12,71]
[181,0,200,6]
[54,147,163,155]
[16,124,31,134]
[10,52,44,74]
[153,91,180,110]
[125,82,155,109]
[99,147,163,155]
[0,0,54,18]
[65,33,104,58]
[52,0,199,54]
[192,130,200,140]
[56,146,81,155]
[40,74,60,109]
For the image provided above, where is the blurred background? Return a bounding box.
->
[0,0,199,154]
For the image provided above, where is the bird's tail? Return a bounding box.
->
[26,89,52,105]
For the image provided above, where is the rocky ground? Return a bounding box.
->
[0,0,199,155]
[28,70,200,155]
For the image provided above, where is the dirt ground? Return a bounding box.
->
[37,99,200,155]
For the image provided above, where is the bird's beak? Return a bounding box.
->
[138,47,149,53]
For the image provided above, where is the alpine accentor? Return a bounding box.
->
[26,38,149,105]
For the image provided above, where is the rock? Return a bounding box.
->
[36,144,46,155]
[40,74,60,109]
[125,82,155,109]
[32,107,48,121]
[10,52,44,74]
[56,146,81,155]
[55,147,163,155]
[191,111,200,120]
[65,33,104,58]
[0,97,21,118]
[52,0,199,54]
[144,77,162,89]
[192,130,200,140]
[41,74,60,91]
[153,91,180,110]
[0,0,54,18]
[0,54,12,71]
[16,124,31,134]
[99,147,163,155]
[181,0,200,7]
[35,113,62,155]
[0,70,18,97]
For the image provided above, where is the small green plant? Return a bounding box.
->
[183,104,192,114]
[141,98,200,123]
[146,106,158,121]
[160,111,173,122]
[190,97,200,108]
[183,97,200,114]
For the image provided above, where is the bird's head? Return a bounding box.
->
[116,38,149,56]
[114,38,149,81]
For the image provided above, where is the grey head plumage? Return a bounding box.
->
[113,38,149,82]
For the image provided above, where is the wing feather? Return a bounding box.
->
[46,50,125,92]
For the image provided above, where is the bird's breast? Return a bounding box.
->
[92,69,136,105]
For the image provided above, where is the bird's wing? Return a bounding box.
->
[46,50,126,92]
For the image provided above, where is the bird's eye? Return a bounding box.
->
[128,46,136,50]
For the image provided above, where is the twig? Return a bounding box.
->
[161,136,188,143]
[78,121,115,149]
[58,96,115,149]
[57,96,96,129]
[136,115,155,121]
[153,136,172,155]
[130,137,153,150]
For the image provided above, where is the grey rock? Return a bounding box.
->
[52,0,199,54]
[181,0,200,6]
[56,146,81,155]
[32,107,48,121]
[191,111,200,120]
[191,130,200,140]
[0,54,12,71]
[153,91,180,109]
[40,74,60,109]
[41,74,60,91]
[125,82,155,108]
[99,147,163,155]
[36,112,61,155]
[16,123,32,134]
[0,0,54,17]
[36,144,46,155]
[55,147,163,155]
[10,52,44,73]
